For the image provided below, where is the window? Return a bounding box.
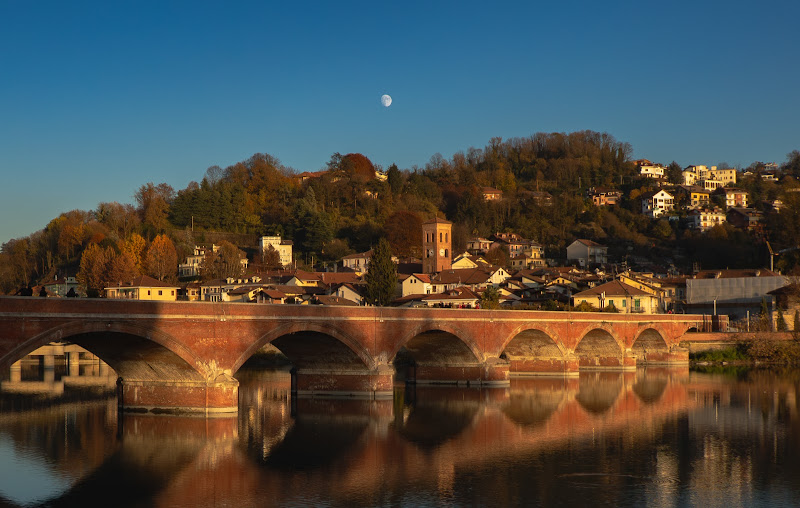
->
[158,290,163,296]
[147,290,151,296]
[622,300,627,307]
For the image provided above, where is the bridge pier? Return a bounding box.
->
[636,345,689,365]
[291,365,394,399]
[409,358,510,387]
[508,355,580,377]
[118,378,239,414]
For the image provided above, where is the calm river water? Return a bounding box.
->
[1,363,799,507]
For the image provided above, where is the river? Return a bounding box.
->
[1,362,799,507]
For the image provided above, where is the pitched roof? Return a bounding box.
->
[422,217,452,225]
[573,280,651,298]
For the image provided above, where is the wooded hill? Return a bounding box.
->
[2,131,800,294]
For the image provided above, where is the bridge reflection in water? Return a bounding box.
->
[3,366,799,506]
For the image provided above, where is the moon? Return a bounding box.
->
[380,94,392,107]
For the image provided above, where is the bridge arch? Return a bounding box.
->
[500,324,567,358]
[574,327,625,369]
[0,320,207,382]
[232,321,376,374]
[632,327,669,355]
[391,322,483,365]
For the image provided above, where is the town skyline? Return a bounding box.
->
[2,1,799,243]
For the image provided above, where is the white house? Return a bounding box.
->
[566,239,608,267]
[641,189,674,218]
[259,236,293,267]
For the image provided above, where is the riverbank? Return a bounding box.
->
[690,337,800,365]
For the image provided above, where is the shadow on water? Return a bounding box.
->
[393,386,481,449]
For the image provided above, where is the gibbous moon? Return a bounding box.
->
[381,94,392,107]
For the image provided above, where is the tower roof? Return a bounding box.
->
[423,217,452,225]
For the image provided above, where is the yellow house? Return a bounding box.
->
[572,280,659,314]
[105,275,179,301]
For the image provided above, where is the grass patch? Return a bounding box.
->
[690,345,749,363]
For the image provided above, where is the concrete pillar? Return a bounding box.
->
[9,360,22,383]
[68,352,80,376]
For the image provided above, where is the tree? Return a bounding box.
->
[202,241,245,280]
[261,244,281,270]
[146,234,177,282]
[135,182,175,236]
[384,210,422,258]
[78,243,110,297]
[364,238,397,306]
[776,308,787,331]
[107,250,138,286]
[666,161,683,184]
[480,285,501,310]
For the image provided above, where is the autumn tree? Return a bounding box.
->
[107,250,139,286]
[135,182,175,236]
[384,210,423,258]
[203,241,246,280]
[261,244,282,270]
[364,238,397,306]
[78,243,110,297]
[120,233,147,273]
[146,234,177,282]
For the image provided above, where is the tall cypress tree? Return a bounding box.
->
[365,238,398,307]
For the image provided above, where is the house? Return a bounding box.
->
[419,286,481,308]
[588,187,623,206]
[639,164,665,179]
[259,236,294,267]
[640,189,674,218]
[401,273,433,297]
[768,283,800,330]
[42,275,81,297]
[452,252,491,269]
[714,187,748,208]
[566,239,608,267]
[105,275,179,301]
[429,267,509,293]
[342,251,372,272]
[710,168,737,185]
[332,283,368,305]
[179,244,248,278]
[726,208,762,231]
[466,238,493,254]
[509,246,546,270]
[178,282,202,301]
[179,245,212,278]
[482,187,503,201]
[674,185,710,209]
[572,280,659,314]
[687,207,727,231]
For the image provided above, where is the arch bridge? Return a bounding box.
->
[0,297,702,413]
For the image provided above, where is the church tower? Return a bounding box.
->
[422,217,452,274]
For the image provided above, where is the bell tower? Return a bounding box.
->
[422,217,452,274]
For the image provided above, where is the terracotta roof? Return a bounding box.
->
[432,268,493,285]
[573,280,651,298]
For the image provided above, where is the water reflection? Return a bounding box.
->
[1,366,799,507]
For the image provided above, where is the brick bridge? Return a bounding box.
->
[0,296,705,413]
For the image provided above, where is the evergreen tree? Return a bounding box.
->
[364,238,397,307]
[776,308,787,331]
[480,286,501,310]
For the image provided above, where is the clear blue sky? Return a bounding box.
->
[1,1,798,244]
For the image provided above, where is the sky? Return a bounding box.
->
[1,0,799,244]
